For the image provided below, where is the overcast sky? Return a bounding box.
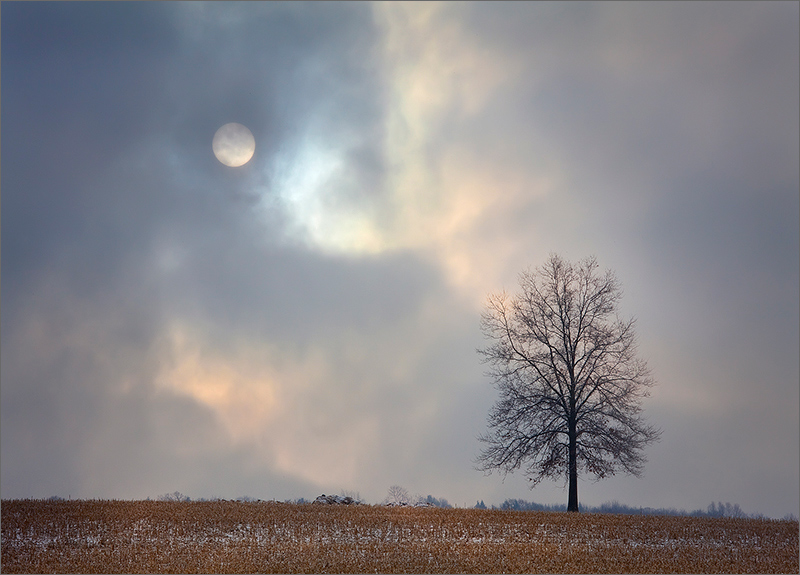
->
[2,1,798,518]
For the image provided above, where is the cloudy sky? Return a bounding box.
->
[2,2,798,518]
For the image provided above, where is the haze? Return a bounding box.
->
[2,2,798,519]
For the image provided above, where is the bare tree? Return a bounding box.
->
[477,254,661,512]
[384,485,410,506]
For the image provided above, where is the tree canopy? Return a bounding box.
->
[477,254,661,511]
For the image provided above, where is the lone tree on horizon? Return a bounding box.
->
[477,254,661,512]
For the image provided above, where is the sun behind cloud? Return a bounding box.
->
[213,123,256,167]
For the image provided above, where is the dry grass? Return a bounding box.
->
[2,499,797,573]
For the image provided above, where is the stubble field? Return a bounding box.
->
[1,499,797,573]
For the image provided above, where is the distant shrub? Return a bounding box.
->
[705,501,746,518]
[157,491,191,502]
[416,495,452,508]
[499,499,568,512]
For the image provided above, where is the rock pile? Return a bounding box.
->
[313,494,362,505]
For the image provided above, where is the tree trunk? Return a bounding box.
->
[567,427,579,512]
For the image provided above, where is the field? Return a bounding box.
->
[2,499,797,573]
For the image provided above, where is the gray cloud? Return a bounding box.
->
[2,2,797,518]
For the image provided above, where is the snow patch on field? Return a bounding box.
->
[2,501,797,573]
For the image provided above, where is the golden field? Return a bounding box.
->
[1,499,797,573]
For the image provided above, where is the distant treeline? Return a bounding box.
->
[495,498,780,519]
[49,492,792,520]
